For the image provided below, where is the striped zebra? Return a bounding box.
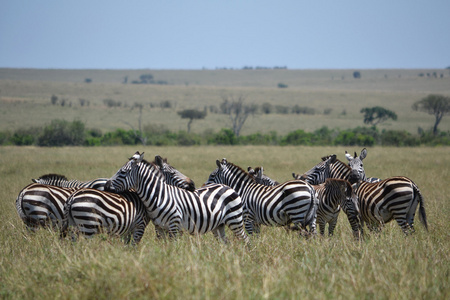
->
[104,152,249,244]
[247,166,279,186]
[16,156,195,232]
[292,152,380,185]
[350,177,428,235]
[313,179,357,236]
[206,158,318,235]
[32,174,108,190]
[16,184,77,231]
[61,189,150,245]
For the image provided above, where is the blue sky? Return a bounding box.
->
[1,0,449,69]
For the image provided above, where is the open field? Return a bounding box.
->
[0,146,449,299]
[1,68,449,135]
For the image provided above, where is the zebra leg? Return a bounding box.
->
[328,215,339,236]
[212,224,228,244]
[154,225,167,240]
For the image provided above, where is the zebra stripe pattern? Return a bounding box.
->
[105,152,249,243]
[247,166,279,186]
[32,174,108,190]
[16,184,77,231]
[313,179,354,236]
[293,153,380,185]
[351,176,428,235]
[17,157,195,232]
[206,158,318,235]
[61,189,150,244]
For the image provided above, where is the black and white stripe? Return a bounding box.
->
[32,174,108,190]
[206,158,317,235]
[61,189,150,244]
[16,184,77,231]
[105,152,249,243]
[293,152,380,185]
[313,179,354,236]
[247,166,279,186]
[350,176,428,235]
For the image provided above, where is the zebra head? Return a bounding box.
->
[345,148,367,184]
[105,151,144,192]
[293,154,337,185]
[340,184,362,238]
[248,166,279,186]
[205,158,228,186]
[154,155,196,191]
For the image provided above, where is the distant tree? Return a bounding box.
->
[139,74,154,84]
[84,78,92,83]
[124,103,148,145]
[353,71,361,79]
[220,94,253,137]
[178,109,206,133]
[277,83,288,88]
[360,106,397,126]
[412,94,450,135]
[51,95,58,105]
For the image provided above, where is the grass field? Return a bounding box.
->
[0,146,448,299]
[1,68,449,135]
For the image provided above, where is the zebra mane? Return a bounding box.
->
[33,173,68,182]
[224,161,257,182]
[139,159,166,180]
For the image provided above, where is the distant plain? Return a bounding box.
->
[1,68,449,135]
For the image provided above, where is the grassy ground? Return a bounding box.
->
[1,68,449,135]
[0,146,448,299]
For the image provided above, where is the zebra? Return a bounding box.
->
[16,184,78,231]
[60,189,150,245]
[313,178,355,236]
[16,156,195,232]
[205,158,318,236]
[292,151,380,185]
[32,174,108,190]
[350,176,428,235]
[104,152,249,244]
[247,166,279,186]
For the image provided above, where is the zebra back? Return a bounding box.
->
[32,173,108,190]
[61,189,150,244]
[16,183,78,231]
[207,158,317,234]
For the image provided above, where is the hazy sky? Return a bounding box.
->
[1,0,449,69]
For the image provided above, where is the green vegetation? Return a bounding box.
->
[0,146,448,299]
[1,120,449,146]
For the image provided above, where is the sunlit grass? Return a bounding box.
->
[1,146,448,299]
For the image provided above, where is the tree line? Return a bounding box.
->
[1,119,448,147]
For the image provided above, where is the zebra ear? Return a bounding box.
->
[216,160,221,168]
[292,172,296,179]
[359,148,367,160]
[154,155,164,168]
[327,154,337,164]
[345,151,353,161]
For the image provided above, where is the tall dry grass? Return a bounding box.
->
[0,146,448,299]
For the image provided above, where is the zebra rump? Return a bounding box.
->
[61,188,150,244]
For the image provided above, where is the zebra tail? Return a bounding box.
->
[16,190,31,226]
[302,188,318,229]
[414,183,428,232]
[60,193,75,239]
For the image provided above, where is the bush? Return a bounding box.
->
[280,129,313,146]
[380,130,419,146]
[208,128,237,145]
[239,132,279,145]
[37,120,85,147]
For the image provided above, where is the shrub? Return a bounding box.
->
[208,128,237,145]
[37,120,85,146]
[280,129,313,145]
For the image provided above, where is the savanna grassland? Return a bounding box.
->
[1,68,449,136]
[0,146,449,299]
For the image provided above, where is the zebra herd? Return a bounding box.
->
[15,149,428,245]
